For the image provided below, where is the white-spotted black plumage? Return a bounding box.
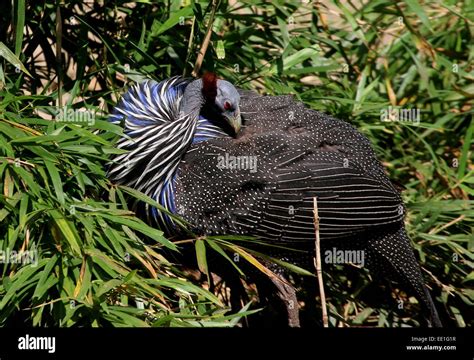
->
[108,76,441,327]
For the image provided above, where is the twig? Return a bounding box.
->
[191,0,219,77]
[2,157,36,168]
[422,267,455,295]
[56,2,63,107]
[313,197,328,327]
[428,214,465,235]
[183,16,196,77]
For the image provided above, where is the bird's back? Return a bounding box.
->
[175,90,405,246]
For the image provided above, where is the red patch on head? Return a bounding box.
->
[202,72,218,103]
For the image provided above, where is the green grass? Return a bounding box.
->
[0,0,472,327]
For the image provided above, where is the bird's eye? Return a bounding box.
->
[224,101,232,111]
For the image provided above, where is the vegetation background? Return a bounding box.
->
[0,0,472,327]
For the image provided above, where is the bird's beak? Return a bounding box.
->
[225,108,242,135]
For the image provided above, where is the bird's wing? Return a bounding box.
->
[175,93,404,244]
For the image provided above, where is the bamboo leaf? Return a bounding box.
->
[404,0,433,32]
[195,239,209,280]
[154,7,193,36]
[50,210,82,256]
[0,42,31,76]
[14,0,26,56]
[44,160,65,205]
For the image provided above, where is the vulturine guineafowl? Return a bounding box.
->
[107,73,442,327]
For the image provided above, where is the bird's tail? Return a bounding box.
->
[365,224,442,327]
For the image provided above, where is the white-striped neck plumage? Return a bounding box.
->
[135,78,204,194]
[108,75,241,231]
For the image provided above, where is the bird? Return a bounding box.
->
[107,73,442,327]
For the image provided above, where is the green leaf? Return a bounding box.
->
[105,308,150,327]
[32,255,59,300]
[98,213,176,251]
[404,0,433,32]
[457,118,473,180]
[0,42,31,76]
[44,160,65,205]
[195,239,209,279]
[226,244,280,282]
[449,306,465,327]
[14,0,26,56]
[270,45,320,75]
[264,257,314,277]
[154,7,193,36]
[207,239,244,276]
[0,265,41,310]
[50,210,82,256]
[96,279,123,298]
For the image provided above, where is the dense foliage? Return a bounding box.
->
[0,0,472,327]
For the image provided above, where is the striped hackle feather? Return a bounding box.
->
[108,76,228,231]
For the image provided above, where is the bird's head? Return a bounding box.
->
[201,72,241,135]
